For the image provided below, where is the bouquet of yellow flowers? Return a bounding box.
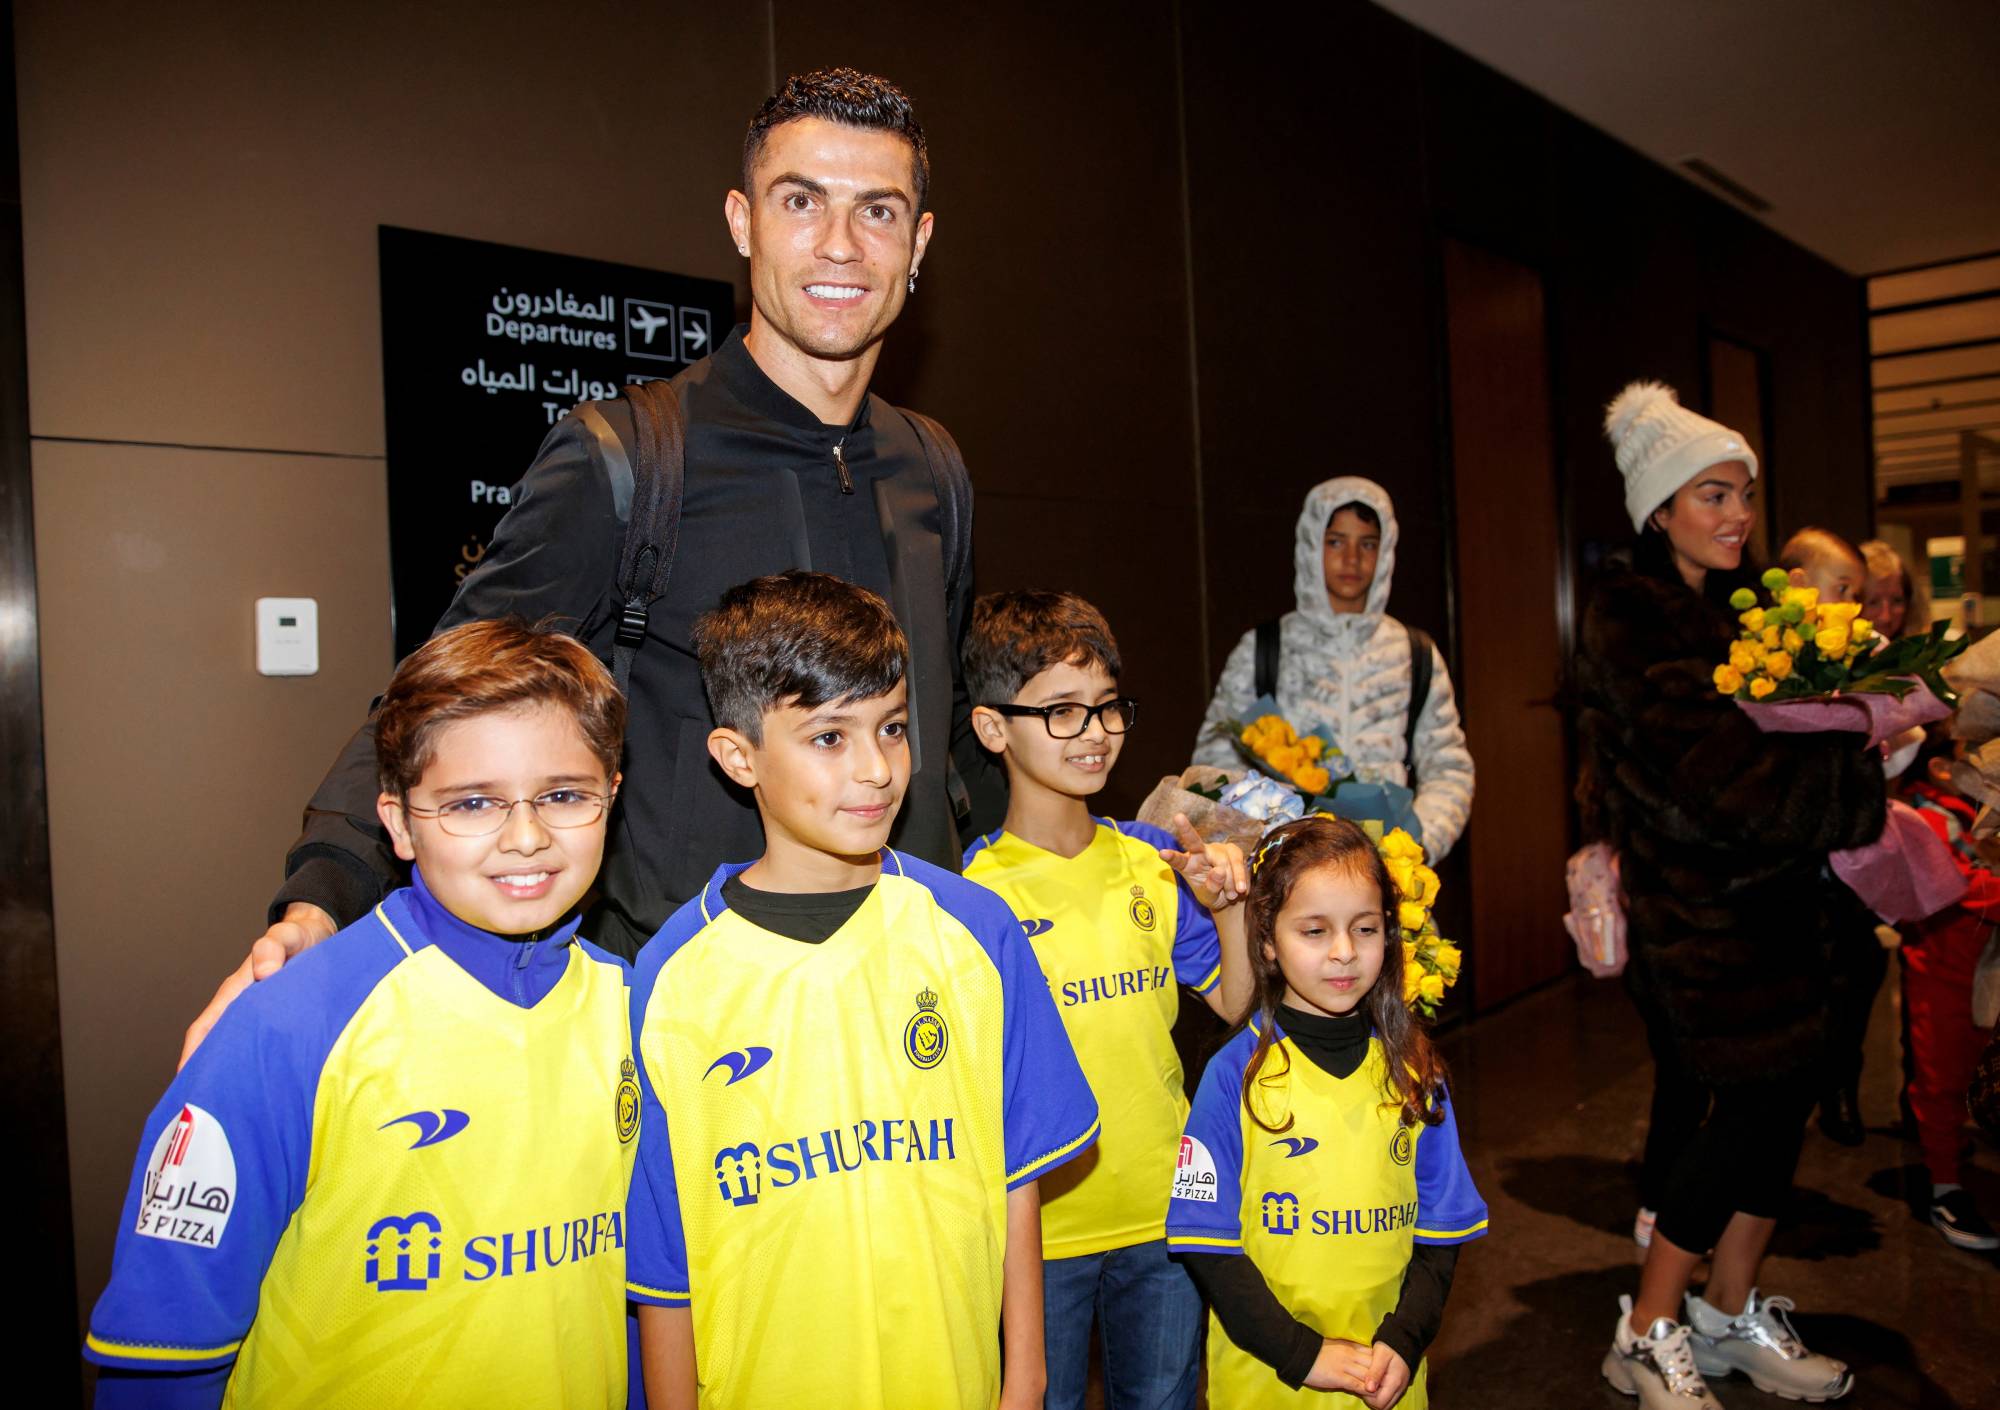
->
[1238,713,1342,797]
[1715,567,1962,705]
[1376,826,1461,1020]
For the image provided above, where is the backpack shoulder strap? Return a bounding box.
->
[898,407,972,607]
[1404,624,1434,790]
[611,379,687,696]
[1254,618,1282,701]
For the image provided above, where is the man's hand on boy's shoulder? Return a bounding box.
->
[179,902,336,1070]
[1157,812,1248,911]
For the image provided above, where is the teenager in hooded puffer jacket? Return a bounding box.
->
[1192,476,1475,859]
[1580,382,1881,1410]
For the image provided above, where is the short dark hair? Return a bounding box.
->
[375,618,626,797]
[693,572,908,742]
[963,590,1122,706]
[743,67,930,211]
[1329,500,1381,533]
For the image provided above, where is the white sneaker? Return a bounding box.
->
[1687,1288,1853,1401]
[1634,1206,1657,1249]
[1603,1295,1723,1408]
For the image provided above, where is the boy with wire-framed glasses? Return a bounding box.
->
[84,618,643,1409]
[961,590,1253,1410]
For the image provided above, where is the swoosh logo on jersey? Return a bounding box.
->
[703,1047,774,1085]
[1020,918,1055,937]
[1271,1136,1319,1158]
[381,1110,472,1150]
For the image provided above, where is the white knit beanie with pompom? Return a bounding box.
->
[1604,381,1758,532]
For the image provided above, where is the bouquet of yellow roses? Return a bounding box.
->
[1377,825,1462,1020]
[1715,566,1963,708]
[1236,712,1344,797]
[1714,568,1971,925]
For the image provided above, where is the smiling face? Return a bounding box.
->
[726,116,934,370]
[712,680,911,889]
[1649,459,1756,588]
[378,704,615,935]
[1264,859,1388,1018]
[1322,507,1381,614]
[973,657,1125,806]
[1863,570,1909,639]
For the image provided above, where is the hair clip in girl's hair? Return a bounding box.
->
[1251,810,1337,875]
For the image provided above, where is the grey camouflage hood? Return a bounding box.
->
[1291,476,1398,651]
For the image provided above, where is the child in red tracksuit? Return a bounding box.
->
[1901,756,2000,1251]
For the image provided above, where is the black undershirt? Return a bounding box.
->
[721,874,875,943]
[1180,1004,1460,1389]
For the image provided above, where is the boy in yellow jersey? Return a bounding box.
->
[625,571,1100,1410]
[84,620,641,1409]
[960,590,1253,1410]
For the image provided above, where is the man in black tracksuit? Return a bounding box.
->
[272,324,987,958]
[183,68,996,1054]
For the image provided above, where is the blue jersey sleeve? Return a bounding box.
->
[84,928,393,1378]
[1166,1033,1252,1254]
[997,907,1100,1187]
[624,939,691,1307]
[1115,820,1222,993]
[1412,1086,1489,1244]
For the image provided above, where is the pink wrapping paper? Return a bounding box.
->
[1738,681,1964,923]
[1827,800,1969,924]
[1735,679,1950,747]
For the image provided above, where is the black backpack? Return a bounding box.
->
[607,378,973,696]
[1253,617,1434,789]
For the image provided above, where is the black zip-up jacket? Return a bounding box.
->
[272,325,997,957]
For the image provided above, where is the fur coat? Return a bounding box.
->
[1576,564,1886,1085]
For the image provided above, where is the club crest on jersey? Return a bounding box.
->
[1390,1125,1415,1166]
[1128,885,1157,932]
[904,986,949,1070]
[616,1058,641,1144]
[135,1104,236,1249]
[1173,1135,1218,1203]
[1271,1135,1320,1158]
[366,1211,444,1291]
[1261,1191,1301,1235]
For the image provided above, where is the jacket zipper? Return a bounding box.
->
[513,933,539,1005]
[833,438,854,495]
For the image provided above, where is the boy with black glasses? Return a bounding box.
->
[961,590,1252,1410]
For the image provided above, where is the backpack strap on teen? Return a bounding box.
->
[899,408,972,607]
[611,379,687,696]
[1254,618,1282,701]
[1404,624,1434,791]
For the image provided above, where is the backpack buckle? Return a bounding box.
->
[615,602,649,650]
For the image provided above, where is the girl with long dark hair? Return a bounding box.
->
[1580,383,1882,1408]
[1167,814,1486,1408]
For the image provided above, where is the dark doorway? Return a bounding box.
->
[1441,237,1573,1010]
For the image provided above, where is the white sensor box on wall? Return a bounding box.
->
[255,597,319,676]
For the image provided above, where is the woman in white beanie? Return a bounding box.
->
[1576,382,1880,1408]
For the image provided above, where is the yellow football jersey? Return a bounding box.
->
[85,880,639,1408]
[1166,1023,1487,1408]
[627,851,1100,1410]
[963,819,1221,1259]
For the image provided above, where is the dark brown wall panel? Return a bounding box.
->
[772,0,1203,813]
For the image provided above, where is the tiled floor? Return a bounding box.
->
[1100,965,1997,1407]
[1425,968,2000,1409]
